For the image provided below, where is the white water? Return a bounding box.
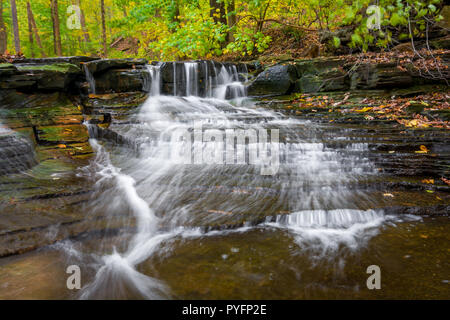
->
[74,61,415,299]
[0,123,9,134]
[83,64,96,95]
[144,64,161,96]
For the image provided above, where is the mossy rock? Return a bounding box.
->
[17,63,80,74]
[0,63,18,76]
[13,63,82,91]
[84,58,148,75]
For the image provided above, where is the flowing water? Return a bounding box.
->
[84,64,96,95]
[0,62,448,299]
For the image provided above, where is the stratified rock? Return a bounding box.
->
[247,64,298,96]
[0,74,37,90]
[0,129,36,176]
[15,63,82,91]
[0,63,18,76]
[84,58,148,75]
[12,56,99,68]
[430,35,450,50]
[295,58,348,93]
[350,63,414,90]
[94,68,146,93]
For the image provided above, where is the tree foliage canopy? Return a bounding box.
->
[0,0,446,60]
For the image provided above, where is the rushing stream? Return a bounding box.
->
[0,62,448,299]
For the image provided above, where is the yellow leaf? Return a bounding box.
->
[356,107,373,112]
[416,145,429,154]
[407,119,418,127]
[57,144,67,149]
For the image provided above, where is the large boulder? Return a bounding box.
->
[247,64,298,96]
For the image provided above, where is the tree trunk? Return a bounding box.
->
[0,0,7,54]
[100,0,107,56]
[27,2,35,57]
[219,0,227,25]
[227,0,236,42]
[10,0,21,54]
[51,0,62,56]
[27,2,46,57]
[210,0,226,25]
[76,0,90,44]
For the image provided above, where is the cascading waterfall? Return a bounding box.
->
[73,60,412,299]
[83,64,96,95]
[184,62,198,96]
[144,64,161,96]
[161,61,246,99]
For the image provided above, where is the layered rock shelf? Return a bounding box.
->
[0,56,449,257]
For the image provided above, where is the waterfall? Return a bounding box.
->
[184,62,199,96]
[213,64,246,100]
[144,64,161,96]
[83,64,96,95]
[160,61,246,99]
[173,63,177,96]
[73,59,403,299]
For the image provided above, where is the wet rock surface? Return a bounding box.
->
[0,57,448,259]
[246,54,450,97]
[247,64,297,96]
[0,90,94,256]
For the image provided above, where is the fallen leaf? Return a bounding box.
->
[356,107,373,112]
[416,145,429,154]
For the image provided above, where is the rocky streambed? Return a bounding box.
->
[0,56,448,299]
